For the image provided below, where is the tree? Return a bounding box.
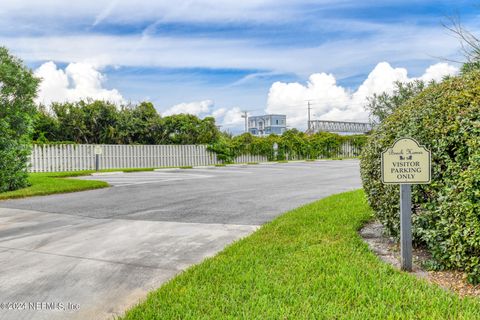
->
[442,17,480,70]
[0,47,39,192]
[33,104,61,142]
[51,101,88,143]
[159,114,220,144]
[50,100,121,144]
[130,102,162,144]
[365,80,425,124]
[80,100,119,144]
[32,100,221,146]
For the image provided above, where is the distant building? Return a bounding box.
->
[248,114,287,136]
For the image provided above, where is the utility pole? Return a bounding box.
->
[241,111,248,133]
[307,101,312,132]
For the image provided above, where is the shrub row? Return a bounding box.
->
[209,130,367,163]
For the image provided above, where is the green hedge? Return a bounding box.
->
[0,47,39,192]
[209,130,367,163]
[360,70,480,283]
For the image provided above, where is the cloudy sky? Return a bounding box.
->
[1,1,478,131]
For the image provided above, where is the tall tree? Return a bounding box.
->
[131,102,162,144]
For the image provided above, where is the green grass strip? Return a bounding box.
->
[0,172,108,200]
[0,167,182,200]
[122,190,480,320]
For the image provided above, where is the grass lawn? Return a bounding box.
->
[122,190,480,319]
[0,171,109,200]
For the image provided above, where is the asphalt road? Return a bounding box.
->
[0,160,361,320]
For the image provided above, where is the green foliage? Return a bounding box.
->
[209,130,366,163]
[0,47,39,192]
[160,114,219,144]
[365,80,425,124]
[33,100,364,163]
[33,100,220,145]
[121,190,480,320]
[207,133,237,163]
[461,61,480,74]
[360,69,480,283]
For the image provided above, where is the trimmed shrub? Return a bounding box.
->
[360,70,480,283]
[0,47,39,192]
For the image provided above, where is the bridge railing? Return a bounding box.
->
[309,120,372,133]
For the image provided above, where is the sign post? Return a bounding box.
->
[381,138,431,271]
[399,183,412,271]
[94,146,103,172]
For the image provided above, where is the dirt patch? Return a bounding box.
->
[360,220,480,298]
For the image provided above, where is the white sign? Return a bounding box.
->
[381,138,431,184]
[273,142,278,150]
[94,146,103,155]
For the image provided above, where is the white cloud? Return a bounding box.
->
[217,107,245,128]
[417,62,459,83]
[266,62,459,129]
[162,100,214,116]
[35,61,124,106]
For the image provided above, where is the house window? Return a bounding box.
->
[276,120,279,125]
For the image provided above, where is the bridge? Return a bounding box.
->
[308,120,372,134]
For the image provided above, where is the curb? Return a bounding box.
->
[91,171,124,176]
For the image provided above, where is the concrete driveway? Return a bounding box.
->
[0,160,360,320]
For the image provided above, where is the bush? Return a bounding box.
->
[207,134,236,163]
[208,130,366,163]
[0,47,39,192]
[360,70,480,283]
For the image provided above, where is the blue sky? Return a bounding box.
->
[1,0,479,131]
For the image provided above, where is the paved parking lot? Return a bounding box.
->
[0,160,360,320]
[82,170,217,187]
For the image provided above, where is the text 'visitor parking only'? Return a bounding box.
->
[381,138,431,184]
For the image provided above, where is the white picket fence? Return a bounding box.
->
[28,141,362,173]
[28,144,267,173]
